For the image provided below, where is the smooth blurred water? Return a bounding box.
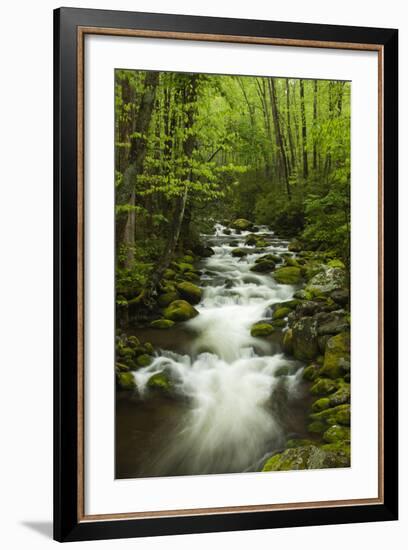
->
[120,224,308,477]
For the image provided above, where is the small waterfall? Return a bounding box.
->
[131,224,305,476]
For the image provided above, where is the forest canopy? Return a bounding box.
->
[115,70,350,311]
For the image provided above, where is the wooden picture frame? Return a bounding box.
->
[54,7,398,542]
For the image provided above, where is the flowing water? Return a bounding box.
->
[116,224,312,478]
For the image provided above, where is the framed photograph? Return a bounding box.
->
[54,7,398,542]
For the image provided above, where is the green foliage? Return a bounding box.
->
[302,179,350,263]
[114,69,351,301]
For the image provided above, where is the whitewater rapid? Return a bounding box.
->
[132,223,305,475]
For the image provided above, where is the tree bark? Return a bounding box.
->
[285,79,296,172]
[313,80,318,171]
[269,78,291,199]
[300,79,309,181]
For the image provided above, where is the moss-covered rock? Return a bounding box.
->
[286,438,316,449]
[321,441,351,461]
[116,362,130,372]
[291,317,319,360]
[163,300,199,322]
[273,266,302,285]
[284,256,300,267]
[172,261,195,274]
[273,307,291,320]
[181,254,195,264]
[147,371,171,392]
[136,354,152,367]
[288,240,303,252]
[231,248,249,257]
[163,268,176,280]
[256,253,281,264]
[318,334,331,354]
[118,346,135,359]
[323,425,351,443]
[255,239,268,248]
[310,404,351,427]
[158,291,179,307]
[262,444,349,471]
[131,344,149,357]
[312,397,331,412]
[327,259,346,269]
[176,282,202,305]
[250,260,276,273]
[329,384,350,406]
[231,218,253,231]
[184,271,201,283]
[127,336,140,348]
[305,267,347,297]
[320,332,350,379]
[245,234,258,246]
[310,377,338,396]
[330,288,349,306]
[251,322,274,337]
[315,311,349,336]
[282,328,293,354]
[271,319,287,329]
[117,371,136,390]
[307,420,327,433]
[193,244,215,258]
[150,319,175,329]
[276,299,300,309]
[293,289,313,301]
[302,363,321,382]
[144,342,154,354]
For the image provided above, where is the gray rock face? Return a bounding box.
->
[306,267,347,296]
[314,310,349,336]
[330,288,349,305]
[291,316,319,360]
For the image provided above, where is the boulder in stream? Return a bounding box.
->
[250,322,275,337]
[273,266,302,284]
[163,300,199,322]
[231,247,250,257]
[176,282,202,305]
[147,371,172,393]
[116,371,136,391]
[231,218,253,231]
[250,259,276,273]
[150,318,175,329]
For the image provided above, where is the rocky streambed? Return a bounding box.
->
[115,219,351,477]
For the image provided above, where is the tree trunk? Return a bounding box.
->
[300,79,309,181]
[122,71,160,269]
[285,79,296,172]
[269,79,291,199]
[313,80,318,171]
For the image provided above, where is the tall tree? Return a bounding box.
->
[269,78,291,199]
[122,71,160,269]
[299,79,309,181]
[285,79,296,172]
[312,80,318,171]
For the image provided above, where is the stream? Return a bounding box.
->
[116,224,313,478]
